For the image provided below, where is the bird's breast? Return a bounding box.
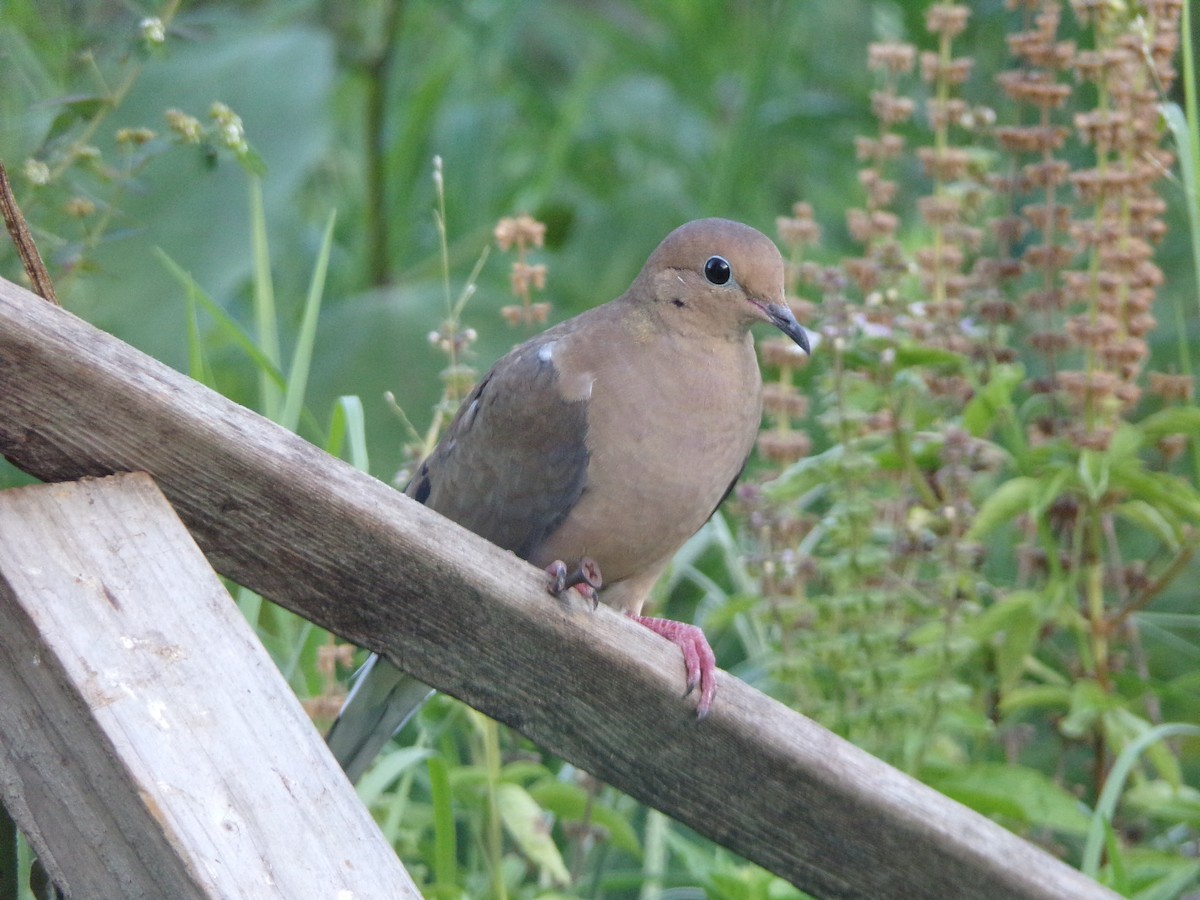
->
[532,334,762,585]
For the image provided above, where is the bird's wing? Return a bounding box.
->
[407,330,591,560]
[324,656,434,784]
[329,329,593,783]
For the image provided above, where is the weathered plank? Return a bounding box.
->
[0,275,1116,899]
[0,474,421,899]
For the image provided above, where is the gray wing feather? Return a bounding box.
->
[326,656,435,784]
[409,336,590,559]
[328,336,590,781]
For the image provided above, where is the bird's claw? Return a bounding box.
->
[545,557,602,608]
[545,560,568,595]
[629,614,717,718]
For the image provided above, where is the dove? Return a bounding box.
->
[327,218,809,781]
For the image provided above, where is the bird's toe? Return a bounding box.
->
[545,557,603,607]
[629,614,717,718]
[545,560,569,595]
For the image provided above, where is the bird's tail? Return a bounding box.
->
[325,654,435,783]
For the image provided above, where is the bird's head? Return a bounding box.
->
[635,218,810,354]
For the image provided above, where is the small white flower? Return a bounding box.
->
[22,158,50,186]
[139,16,166,44]
[209,103,248,153]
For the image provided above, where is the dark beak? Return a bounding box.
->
[764,302,810,354]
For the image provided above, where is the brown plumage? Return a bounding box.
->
[328,218,809,782]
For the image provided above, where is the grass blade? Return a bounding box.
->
[1082,723,1200,878]
[157,249,287,394]
[279,209,336,433]
[249,176,283,420]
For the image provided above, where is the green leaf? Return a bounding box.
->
[527,781,643,859]
[446,764,489,798]
[1113,467,1200,526]
[1106,423,1143,462]
[1036,466,1074,511]
[968,590,1040,641]
[1123,780,1200,826]
[966,476,1039,540]
[1000,684,1072,715]
[1139,405,1200,444]
[1114,499,1182,552]
[427,756,458,894]
[710,865,806,900]
[495,782,570,886]
[974,591,1041,690]
[962,363,1024,437]
[927,764,1091,835]
[893,343,966,370]
[1117,847,1200,900]
[499,760,553,786]
[760,444,843,502]
[355,746,433,807]
[235,145,268,177]
[41,93,108,139]
[1078,448,1109,502]
[1061,680,1119,739]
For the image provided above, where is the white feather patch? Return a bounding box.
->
[542,340,595,401]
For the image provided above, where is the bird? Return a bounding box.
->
[326,218,810,782]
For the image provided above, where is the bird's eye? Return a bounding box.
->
[704,255,731,286]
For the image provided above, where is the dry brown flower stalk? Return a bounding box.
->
[760,202,818,466]
[495,213,552,331]
[1054,0,1180,445]
[987,1,1080,444]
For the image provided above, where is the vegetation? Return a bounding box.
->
[2,1,1198,897]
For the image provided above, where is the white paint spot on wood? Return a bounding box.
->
[147,700,170,730]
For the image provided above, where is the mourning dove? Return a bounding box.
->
[327,218,809,782]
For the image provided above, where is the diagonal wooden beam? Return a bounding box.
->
[0,275,1117,899]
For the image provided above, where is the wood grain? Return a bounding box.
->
[0,275,1116,899]
[0,474,421,899]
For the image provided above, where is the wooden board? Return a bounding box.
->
[0,474,421,899]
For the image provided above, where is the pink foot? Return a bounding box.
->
[628,614,717,718]
[545,557,602,608]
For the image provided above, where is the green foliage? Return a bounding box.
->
[927,762,1092,835]
[737,2,1200,897]
[2,1,1199,898]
